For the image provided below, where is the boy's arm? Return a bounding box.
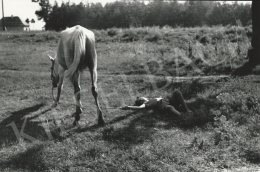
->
[121,104,146,110]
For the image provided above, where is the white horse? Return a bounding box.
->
[48,25,105,126]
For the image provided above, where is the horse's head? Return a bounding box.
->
[48,54,59,88]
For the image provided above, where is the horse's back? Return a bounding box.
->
[61,25,95,43]
[57,25,95,69]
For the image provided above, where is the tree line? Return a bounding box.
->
[32,0,252,31]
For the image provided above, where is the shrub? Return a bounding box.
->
[243,147,260,164]
[122,29,139,42]
[136,28,149,36]
[211,31,224,41]
[216,90,260,124]
[107,27,119,37]
[196,34,211,44]
[45,32,59,41]
[94,30,107,42]
[177,79,207,99]
[210,79,260,165]
[145,31,163,42]
[212,114,260,164]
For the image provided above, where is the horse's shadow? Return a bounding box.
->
[0,102,81,171]
[90,96,218,148]
[0,103,61,148]
[0,94,218,149]
[1,144,49,171]
[0,100,128,148]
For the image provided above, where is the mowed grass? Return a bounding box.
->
[0,27,260,171]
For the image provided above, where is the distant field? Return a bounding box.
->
[0,26,260,171]
[0,25,253,76]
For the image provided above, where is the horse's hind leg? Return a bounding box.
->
[91,84,105,126]
[88,64,105,126]
[72,73,82,126]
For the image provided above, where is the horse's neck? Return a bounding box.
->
[54,59,60,73]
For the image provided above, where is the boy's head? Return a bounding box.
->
[134,97,149,106]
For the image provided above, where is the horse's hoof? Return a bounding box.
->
[51,102,58,108]
[53,120,57,125]
[77,108,82,114]
[98,118,105,126]
[73,120,80,127]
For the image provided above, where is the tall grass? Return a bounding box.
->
[1,25,251,76]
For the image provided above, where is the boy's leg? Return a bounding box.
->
[170,89,190,112]
[165,105,182,117]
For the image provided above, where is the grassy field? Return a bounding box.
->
[0,26,260,171]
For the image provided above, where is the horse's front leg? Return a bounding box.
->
[72,74,82,126]
[51,70,64,108]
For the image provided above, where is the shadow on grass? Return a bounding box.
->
[0,103,73,171]
[103,112,158,149]
[1,143,66,172]
[231,62,254,77]
[1,144,49,171]
[76,110,139,134]
[67,80,220,150]
[100,96,219,148]
[177,97,219,129]
[231,62,260,77]
[52,79,219,147]
[0,103,53,148]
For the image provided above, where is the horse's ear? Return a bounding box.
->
[48,54,54,61]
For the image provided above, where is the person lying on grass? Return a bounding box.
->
[120,89,193,118]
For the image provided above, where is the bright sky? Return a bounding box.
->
[0,0,108,30]
[0,0,252,30]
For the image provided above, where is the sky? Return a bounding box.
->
[0,0,252,30]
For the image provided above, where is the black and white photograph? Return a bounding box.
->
[0,0,260,171]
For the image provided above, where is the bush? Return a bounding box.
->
[122,29,140,42]
[107,28,119,37]
[196,34,211,44]
[177,79,207,99]
[243,147,260,164]
[216,91,260,124]
[209,78,260,165]
[145,31,163,42]
[45,32,59,41]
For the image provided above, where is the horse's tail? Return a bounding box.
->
[66,31,87,82]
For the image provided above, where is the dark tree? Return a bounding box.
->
[31,0,252,31]
[249,1,260,65]
[30,19,35,30]
[232,1,260,76]
[25,18,30,24]
[32,0,52,30]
